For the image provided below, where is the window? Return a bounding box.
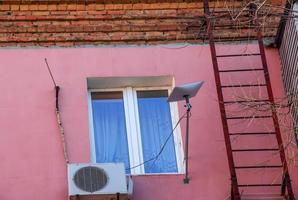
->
[88,87,183,175]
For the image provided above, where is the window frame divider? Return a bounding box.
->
[123,87,145,174]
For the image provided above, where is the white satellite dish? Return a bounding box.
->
[168,81,204,102]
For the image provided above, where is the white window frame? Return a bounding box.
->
[87,86,184,175]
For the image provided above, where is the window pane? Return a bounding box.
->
[137,90,178,173]
[91,92,130,174]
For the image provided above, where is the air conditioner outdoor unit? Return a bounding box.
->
[68,163,132,200]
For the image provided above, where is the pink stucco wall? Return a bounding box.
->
[0,45,296,200]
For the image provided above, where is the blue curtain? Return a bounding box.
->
[137,96,178,173]
[92,99,131,174]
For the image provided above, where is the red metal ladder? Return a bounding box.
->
[203,1,294,199]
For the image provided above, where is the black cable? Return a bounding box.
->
[44,58,68,163]
[55,86,60,111]
[126,112,187,171]
[149,111,192,171]
[44,58,57,87]
[44,58,60,110]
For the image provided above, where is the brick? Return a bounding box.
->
[143,9,160,16]
[125,10,143,18]
[57,4,67,11]
[67,4,77,11]
[39,42,55,47]
[132,4,146,9]
[20,5,29,11]
[76,4,86,11]
[122,32,145,40]
[156,3,171,9]
[87,4,96,10]
[105,4,114,10]
[91,32,110,40]
[32,11,50,16]
[26,26,38,32]
[157,24,178,31]
[107,10,125,15]
[10,5,19,11]
[108,32,126,40]
[37,26,47,32]
[0,5,10,11]
[33,21,51,26]
[38,4,48,11]
[150,4,162,9]
[186,2,202,8]
[15,16,31,20]
[113,4,123,10]
[50,11,69,15]
[0,43,14,47]
[95,25,113,32]
[146,31,164,39]
[70,21,89,26]
[129,19,146,26]
[95,4,105,10]
[75,11,88,16]
[83,25,95,32]
[48,4,57,11]
[52,21,71,26]
[13,11,29,16]
[178,3,188,9]
[164,31,177,37]
[168,3,179,9]
[15,21,33,27]
[23,16,37,20]
[29,5,38,10]
[177,9,201,16]
[53,25,66,32]
[161,10,177,17]
[56,42,74,47]
[123,4,132,9]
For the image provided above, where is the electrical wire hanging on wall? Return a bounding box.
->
[127,111,187,171]
[45,58,69,163]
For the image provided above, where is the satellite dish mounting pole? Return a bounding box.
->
[167,81,204,184]
[183,95,191,184]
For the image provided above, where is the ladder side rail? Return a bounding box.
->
[204,1,240,199]
[257,31,295,200]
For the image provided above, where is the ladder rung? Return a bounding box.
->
[229,132,276,136]
[235,165,282,169]
[241,193,285,200]
[238,184,282,187]
[221,84,267,88]
[224,99,270,104]
[219,68,264,73]
[216,53,261,58]
[241,193,284,197]
[232,148,279,152]
[226,115,272,120]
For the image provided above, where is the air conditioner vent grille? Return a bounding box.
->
[73,166,108,193]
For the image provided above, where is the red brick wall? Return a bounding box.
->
[0,1,283,47]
